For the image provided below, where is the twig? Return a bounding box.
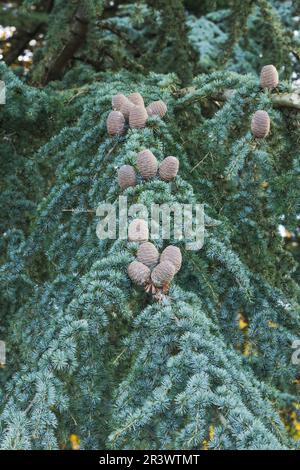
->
[62,209,95,213]
[190,152,211,172]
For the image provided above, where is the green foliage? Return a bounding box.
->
[187,10,229,72]
[0,0,300,450]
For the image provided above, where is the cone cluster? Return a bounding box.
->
[107,91,181,301]
[107,91,168,135]
[127,242,182,296]
[117,150,179,190]
[251,65,279,139]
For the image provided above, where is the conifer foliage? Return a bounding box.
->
[0,0,300,450]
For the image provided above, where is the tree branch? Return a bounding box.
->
[175,87,300,110]
[3,0,54,66]
[271,90,300,110]
[43,5,89,84]
[4,24,43,65]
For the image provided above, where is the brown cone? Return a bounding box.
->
[260,65,279,89]
[137,242,159,268]
[118,165,136,190]
[146,100,167,118]
[137,150,158,179]
[251,110,270,138]
[160,246,182,274]
[107,111,125,136]
[120,98,134,119]
[112,93,127,111]
[159,156,179,181]
[128,92,144,107]
[128,261,150,286]
[151,261,175,287]
[129,105,148,129]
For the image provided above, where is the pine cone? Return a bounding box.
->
[137,242,159,268]
[107,111,125,136]
[137,149,158,179]
[260,65,279,89]
[159,156,179,181]
[120,98,134,119]
[146,100,167,118]
[128,219,149,242]
[118,165,136,190]
[112,93,127,111]
[129,105,148,129]
[251,110,270,138]
[151,261,175,287]
[160,245,182,273]
[128,261,150,286]
[128,92,144,107]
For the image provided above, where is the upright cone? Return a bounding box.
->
[146,100,167,118]
[260,65,279,89]
[107,111,125,136]
[120,98,134,119]
[151,261,175,287]
[137,242,159,268]
[137,150,158,179]
[128,92,144,107]
[112,93,127,111]
[118,165,136,190]
[128,261,150,286]
[159,156,179,181]
[160,246,182,273]
[129,105,148,129]
[251,110,270,138]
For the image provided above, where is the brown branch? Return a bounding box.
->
[175,87,300,111]
[271,90,300,110]
[43,5,89,84]
[4,24,42,65]
[217,88,300,110]
[3,0,54,66]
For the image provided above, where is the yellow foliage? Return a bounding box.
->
[243,341,252,357]
[238,314,248,330]
[209,425,214,440]
[69,434,80,450]
[203,425,214,450]
[282,403,300,441]
[291,412,300,439]
[238,313,252,356]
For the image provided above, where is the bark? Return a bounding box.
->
[175,87,300,110]
[43,5,89,84]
